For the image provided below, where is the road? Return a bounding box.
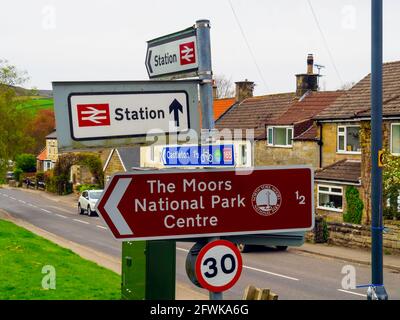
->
[0,187,399,300]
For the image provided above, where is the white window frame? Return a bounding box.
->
[337,125,361,154]
[267,126,294,148]
[390,123,400,156]
[317,184,343,212]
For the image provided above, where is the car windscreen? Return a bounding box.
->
[89,191,103,200]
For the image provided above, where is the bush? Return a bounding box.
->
[76,184,101,193]
[13,168,23,183]
[343,186,364,225]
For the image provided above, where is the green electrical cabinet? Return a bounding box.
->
[121,240,176,300]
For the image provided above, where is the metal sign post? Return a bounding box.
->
[370,0,388,300]
[195,19,221,300]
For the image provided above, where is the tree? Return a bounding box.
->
[214,75,235,99]
[24,109,55,154]
[343,186,364,225]
[15,153,36,172]
[382,151,400,220]
[0,59,34,179]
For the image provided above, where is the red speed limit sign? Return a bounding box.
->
[195,240,243,292]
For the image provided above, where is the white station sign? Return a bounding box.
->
[53,81,200,151]
[146,28,198,79]
[68,91,189,140]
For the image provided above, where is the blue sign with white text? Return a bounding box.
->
[162,144,235,166]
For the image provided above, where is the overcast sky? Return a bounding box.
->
[1,0,399,95]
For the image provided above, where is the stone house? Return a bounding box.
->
[216,54,342,171]
[36,129,58,172]
[314,60,400,224]
[103,147,140,184]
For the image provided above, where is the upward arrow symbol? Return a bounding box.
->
[169,99,183,127]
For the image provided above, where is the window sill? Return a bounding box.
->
[336,151,361,155]
[317,206,343,213]
[267,144,293,149]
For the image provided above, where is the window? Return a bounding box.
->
[317,185,343,212]
[267,126,293,147]
[337,125,361,153]
[391,123,400,155]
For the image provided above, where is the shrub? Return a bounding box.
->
[76,184,101,193]
[343,186,364,225]
[13,168,23,182]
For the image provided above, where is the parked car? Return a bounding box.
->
[227,232,305,253]
[5,171,14,181]
[78,190,103,216]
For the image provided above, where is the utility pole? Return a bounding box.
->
[369,0,388,300]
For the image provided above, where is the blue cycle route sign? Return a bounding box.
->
[162,144,235,166]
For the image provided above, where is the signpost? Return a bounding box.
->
[145,27,198,79]
[194,240,242,293]
[52,80,200,151]
[95,166,314,241]
[161,144,235,166]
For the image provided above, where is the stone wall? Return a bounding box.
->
[360,120,393,224]
[255,140,319,169]
[104,150,125,184]
[308,218,400,254]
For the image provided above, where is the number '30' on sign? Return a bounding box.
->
[195,240,243,292]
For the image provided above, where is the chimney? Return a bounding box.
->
[235,79,254,102]
[212,79,218,99]
[295,54,319,97]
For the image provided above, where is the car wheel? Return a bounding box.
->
[276,246,288,251]
[78,203,84,215]
[237,243,250,253]
[87,205,92,217]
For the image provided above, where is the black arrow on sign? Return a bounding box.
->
[147,49,153,74]
[169,99,183,127]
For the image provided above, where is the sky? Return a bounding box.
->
[1,0,399,96]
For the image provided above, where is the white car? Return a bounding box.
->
[78,190,103,216]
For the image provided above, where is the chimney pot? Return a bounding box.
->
[307,54,314,75]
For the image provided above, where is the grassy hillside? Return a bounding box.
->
[16,97,53,117]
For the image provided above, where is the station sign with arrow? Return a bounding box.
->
[52,81,200,151]
[145,27,198,79]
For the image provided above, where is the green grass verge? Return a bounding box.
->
[0,219,120,300]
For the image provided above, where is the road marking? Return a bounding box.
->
[2,194,9,197]
[243,265,299,281]
[40,208,52,214]
[96,225,108,230]
[73,219,90,225]
[28,203,37,208]
[337,289,367,297]
[10,197,16,200]
[18,200,26,204]
[55,214,67,219]
[176,247,299,281]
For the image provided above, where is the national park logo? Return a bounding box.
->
[251,184,282,216]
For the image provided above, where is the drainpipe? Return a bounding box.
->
[317,122,323,168]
